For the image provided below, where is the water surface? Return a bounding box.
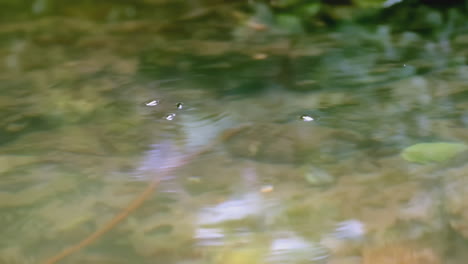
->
[1,3,468,264]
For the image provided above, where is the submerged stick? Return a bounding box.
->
[42,142,215,264]
[43,179,161,264]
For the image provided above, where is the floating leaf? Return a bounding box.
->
[401,142,468,164]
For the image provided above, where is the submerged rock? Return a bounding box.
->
[222,123,361,164]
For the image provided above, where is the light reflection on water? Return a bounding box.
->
[135,142,184,181]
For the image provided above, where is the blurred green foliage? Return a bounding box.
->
[2,0,466,32]
[253,0,467,35]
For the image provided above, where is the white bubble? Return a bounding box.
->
[300,115,314,122]
[145,100,159,106]
[165,113,176,121]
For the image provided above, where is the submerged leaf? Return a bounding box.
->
[401,142,468,164]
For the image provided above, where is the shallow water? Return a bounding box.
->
[1,3,468,264]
